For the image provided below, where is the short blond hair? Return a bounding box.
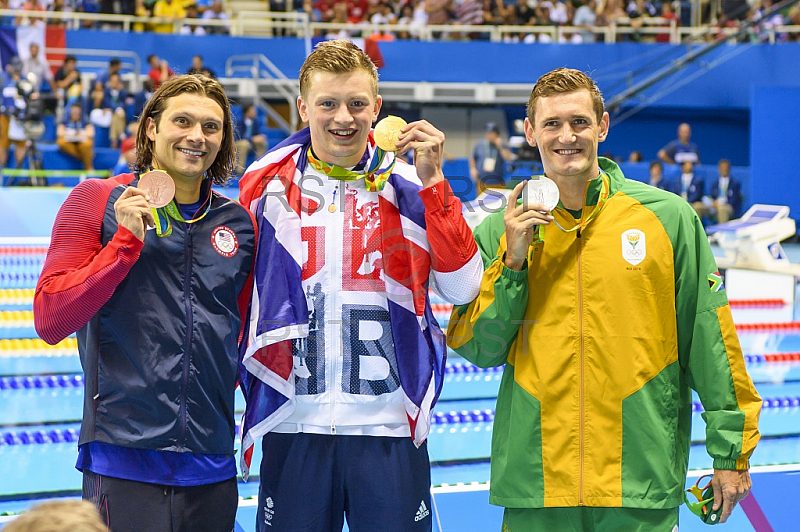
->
[527,68,605,125]
[4,500,106,532]
[298,40,379,99]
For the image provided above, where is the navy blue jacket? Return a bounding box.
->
[77,176,256,454]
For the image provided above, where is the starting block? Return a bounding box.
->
[707,204,799,274]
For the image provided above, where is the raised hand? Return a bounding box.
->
[503,181,554,271]
[114,187,155,242]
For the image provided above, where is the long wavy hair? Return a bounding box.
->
[135,74,236,186]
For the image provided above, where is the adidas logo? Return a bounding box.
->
[414,500,430,522]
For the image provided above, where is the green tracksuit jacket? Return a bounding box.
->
[448,158,761,509]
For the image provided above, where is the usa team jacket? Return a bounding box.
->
[447,158,761,509]
[34,174,257,455]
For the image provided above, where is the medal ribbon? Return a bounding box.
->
[306,146,395,192]
[527,170,610,247]
[151,181,213,237]
[552,170,610,235]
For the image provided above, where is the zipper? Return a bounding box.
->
[577,226,584,505]
[330,180,342,434]
[180,223,194,447]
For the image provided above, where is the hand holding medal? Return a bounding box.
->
[373,115,407,152]
[503,179,556,271]
[138,170,176,209]
[374,116,445,188]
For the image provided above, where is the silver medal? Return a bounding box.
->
[523,177,560,212]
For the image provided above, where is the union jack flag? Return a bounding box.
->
[237,129,446,480]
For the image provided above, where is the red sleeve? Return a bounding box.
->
[34,177,144,345]
[418,179,479,273]
[237,207,258,346]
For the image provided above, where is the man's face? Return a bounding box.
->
[297,69,381,168]
[64,60,76,73]
[146,93,224,184]
[678,123,691,143]
[719,161,730,176]
[69,105,82,121]
[193,57,202,70]
[30,43,39,58]
[650,164,662,181]
[524,89,608,184]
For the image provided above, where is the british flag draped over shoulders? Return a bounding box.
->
[237,128,478,479]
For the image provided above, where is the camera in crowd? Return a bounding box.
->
[13,73,46,141]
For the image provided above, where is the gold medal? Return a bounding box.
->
[328,204,336,213]
[373,116,407,152]
[138,170,175,209]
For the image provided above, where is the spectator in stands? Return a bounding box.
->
[3,499,106,532]
[21,42,53,93]
[201,0,230,34]
[573,0,598,42]
[102,73,130,148]
[132,78,156,118]
[112,135,136,175]
[396,3,417,39]
[0,57,27,172]
[470,122,516,194]
[325,0,351,37]
[76,0,101,28]
[94,57,122,89]
[100,0,135,22]
[235,103,268,174]
[152,0,186,33]
[677,160,707,219]
[426,0,454,35]
[133,0,152,32]
[542,0,569,25]
[789,6,800,41]
[147,54,175,90]
[647,159,675,192]
[269,0,294,36]
[707,158,742,224]
[656,0,677,42]
[596,0,627,34]
[57,102,95,171]
[47,0,73,27]
[88,82,113,142]
[658,122,700,165]
[187,54,217,79]
[298,0,323,36]
[180,3,208,35]
[627,149,643,162]
[54,54,83,112]
[17,0,47,27]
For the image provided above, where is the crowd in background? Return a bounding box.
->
[2,0,799,43]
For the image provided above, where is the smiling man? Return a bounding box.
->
[447,68,762,531]
[34,75,257,531]
[238,40,482,532]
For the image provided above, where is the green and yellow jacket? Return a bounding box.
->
[447,158,761,509]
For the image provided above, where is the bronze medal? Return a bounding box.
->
[138,170,175,209]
